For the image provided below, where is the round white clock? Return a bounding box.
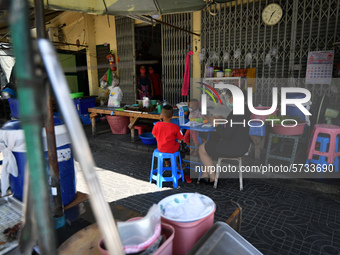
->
[262,3,283,26]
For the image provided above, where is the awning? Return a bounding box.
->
[27,0,231,16]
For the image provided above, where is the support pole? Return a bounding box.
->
[9,0,57,254]
[34,0,65,228]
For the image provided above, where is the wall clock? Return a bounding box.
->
[262,3,283,26]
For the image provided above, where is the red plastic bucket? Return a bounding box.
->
[250,106,278,121]
[106,116,130,134]
[161,205,216,255]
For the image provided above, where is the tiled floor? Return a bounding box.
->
[83,124,340,255]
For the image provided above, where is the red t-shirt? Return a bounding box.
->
[148,73,162,96]
[152,122,183,153]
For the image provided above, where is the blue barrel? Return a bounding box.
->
[286,93,310,122]
[2,118,76,206]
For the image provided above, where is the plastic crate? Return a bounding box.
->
[8,98,20,119]
[74,97,95,115]
[249,121,266,136]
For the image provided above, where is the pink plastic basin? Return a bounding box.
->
[161,205,216,255]
[98,220,174,255]
[251,106,278,121]
[271,122,307,135]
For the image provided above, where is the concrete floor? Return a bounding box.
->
[78,120,340,255]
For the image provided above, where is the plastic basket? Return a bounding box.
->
[106,115,130,134]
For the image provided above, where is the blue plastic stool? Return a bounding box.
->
[150,149,184,188]
[306,136,339,172]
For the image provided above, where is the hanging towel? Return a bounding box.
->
[182,50,193,96]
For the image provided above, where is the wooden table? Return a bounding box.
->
[88,106,178,141]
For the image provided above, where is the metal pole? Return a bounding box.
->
[34,0,65,227]
[9,0,57,254]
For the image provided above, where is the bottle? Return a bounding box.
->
[163,100,167,106]
[179,107,185,125]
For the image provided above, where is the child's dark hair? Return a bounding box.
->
[162,104,173,119]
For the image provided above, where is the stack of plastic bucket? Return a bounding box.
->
[0,117,76,206]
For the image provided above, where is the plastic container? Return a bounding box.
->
[150,100,157,106]
[179,107,185,125]
[187,222,262,255]
[216,71,224,77]
[70,92,84,99]
[157,104,162,114]
[80,114,91,125]
[2,118,76,206]
[139,132,157,145]
[98,223,174,255]
[137,100,143,108]
[250,106,278,121]
[206,67,214,78]
[285,92,311,122]
[161,205,216,255]
[271,122,307,135]
[74,97,95,115]
[106,115,130,134]
[224,69,232,77]
[249,121,266,136]
[7,98,20,119]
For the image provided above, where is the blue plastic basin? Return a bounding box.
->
[139,132,157,145]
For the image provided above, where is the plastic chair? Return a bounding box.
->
[214,157,243,191]
[306,136,339,172]
[134,124,149,135]
[307,124,340,165]
[150,149,184,188]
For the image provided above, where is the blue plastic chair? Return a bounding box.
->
[150,149,184,188]
[306,136,339,172]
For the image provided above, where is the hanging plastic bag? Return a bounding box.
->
[107,84,123,107]
[245,53,252,67]
[209,51,219,61]
[270,47,278,60]
[223,52,230,63]
[234,49,241,59]
[264,52,272,67]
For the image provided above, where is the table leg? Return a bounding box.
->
[90,113,98,137]
[130,117,136,142]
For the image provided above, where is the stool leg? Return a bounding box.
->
[178,154,184,182]
[239,159,243,191]
[214,158,222,189]
[150,154,155,183]
[157,157,163,188]
[265,133,273,166]
[171,155,178,188]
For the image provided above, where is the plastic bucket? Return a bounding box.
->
[106,116,130,134]
[285,93,311,122]
[161,205,216,255]
[2,118,76,206]
[11,144,76,205]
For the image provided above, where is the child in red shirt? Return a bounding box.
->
[152,105,184,169]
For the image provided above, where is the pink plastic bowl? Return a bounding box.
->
[271,122,307,135]
[251,106,278,121]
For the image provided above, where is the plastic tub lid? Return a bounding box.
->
[1,117,63,130]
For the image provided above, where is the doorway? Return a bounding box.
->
[135,24,162,100]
